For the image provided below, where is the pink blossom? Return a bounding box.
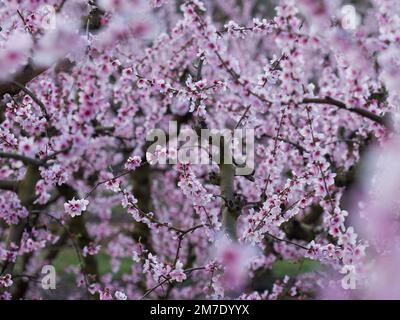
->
[64,198,90,217]
[114,290,127,300]
[170,261,187,282]
[82,243,101,257]
[213,234,256,290]
[0,274,13,288]
[124,156,142,170]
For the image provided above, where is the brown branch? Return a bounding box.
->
[140,267,207,300]
[265,232,309,251]
[172,224,206,268]
[235,105,251,129]
[302,97,387,127]
[0,180,18,191]
[0,146,70,168]
[0,151,43,166]
[56,0,68,12]
[0,63,47,98]
[16,10,34,39]
[140,277,170,300]
[11,81,50,123]
[0,58,72,100]
[262,134,306,154]
[41,146,72,163]
[1,165,41,275]
[219,139,238,239]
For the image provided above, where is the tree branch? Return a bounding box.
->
[302,97,388,127]
[0,58,72,102]
[0,180,18,191]
[11,81,50,123]
[0,152,43,166]
[219,138,238,239]
[0,63,47,98]
[0,147,69,167]
[1,165,41,275]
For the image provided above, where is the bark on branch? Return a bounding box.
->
[0,152,43,167]
[0,63,47,98]
[0,180,18,191]
[219,137,238,239]
[302,97,389,127]
[2,165,41,275]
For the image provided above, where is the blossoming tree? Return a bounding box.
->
[0,0,399,300]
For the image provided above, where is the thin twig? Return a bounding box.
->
[265,232,309,251]
[11,81,50,123]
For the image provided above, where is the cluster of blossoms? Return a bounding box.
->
[0,0,400,300]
